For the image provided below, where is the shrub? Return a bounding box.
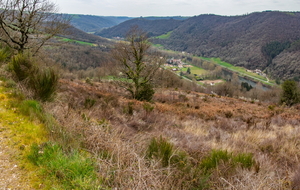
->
[200,149,255,174]
[123,102,134,115]
[143,102,154,113]
[224,110,233,118]
[280,80,300,106]
[232,152,255,169]
[29,67,59,102]
[147,136,175,167]
[200,149,231,173]
[0,45,12,63]
[85,77,93,85]
[136,83,155,102]
[9,53,34,81]
[179,94,188,102]
[84,98,96,108]
[268,105,276,111]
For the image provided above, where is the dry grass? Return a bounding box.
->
[42,79,300,189]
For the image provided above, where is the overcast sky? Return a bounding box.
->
[54,0,300,17]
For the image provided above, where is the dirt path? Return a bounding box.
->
[0,117,31,189]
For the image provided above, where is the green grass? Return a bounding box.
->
[58,37,96,46]
[152,43,164,49]
[0,80,102,189]
[181,65,207,75]
[200,149,255,174]
[285,12,296,16]
[156,31,172,39]
[199,57,274,85]
[28,142,102,189]
[0,87,48,186]
[151,44,275,85]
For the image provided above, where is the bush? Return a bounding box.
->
[147,136,175,167]
[84,98,96,108]
[29,67,59,102]
[9,53,34,81]
[136,83,155,102]
[200,149,255,174]
[224,110,233,118]
[8,53,59,102]
[0,45,12,63]
[280,80,300,106]
[143,102,154,113]
[200,149,231,173]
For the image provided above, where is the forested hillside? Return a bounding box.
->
[96,17,185,38]
[60,25,113,44]
[157,11,300,80]
[68,14,132,33]
[96,11,300,79]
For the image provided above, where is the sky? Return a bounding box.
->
[54,0,300,17]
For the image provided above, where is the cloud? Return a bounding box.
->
[55,0,300,17]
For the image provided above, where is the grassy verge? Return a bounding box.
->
[0,80,101,189]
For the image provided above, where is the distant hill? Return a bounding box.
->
[95,17,187,38]
[96,11,300,79]
[67,14,133,33]
[58,25,113,46]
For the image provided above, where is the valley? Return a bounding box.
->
[1,3,300,189]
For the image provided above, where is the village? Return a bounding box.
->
[165,58,188,71]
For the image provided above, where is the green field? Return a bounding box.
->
[58,37,96,46]
[152,44,275,85]
[199,57,274,85]
[181,65,207,75]
[152,44,164,49]
[156,31,172,39]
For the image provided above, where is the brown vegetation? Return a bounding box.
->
[42,77,300,189]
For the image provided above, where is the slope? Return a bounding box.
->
[68,14,133,33]
[96,11,300,79]
[96,17,185,38]
[155,11,300,79]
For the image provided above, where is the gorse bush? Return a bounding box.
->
[147,136,188,167]
[280,80,300,106]
[0,45,12,63]
[29,67,59,102]
[143,102,154,113]
[84,98,96,108]
[200,149,255,174]
[136,83,155,102]
[9,53,33,81]
[200,149,231,173]
[147,136,174,167]
[8,53,59,101]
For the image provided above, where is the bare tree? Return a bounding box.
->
[0,0,70,53]
[112,27,164,101]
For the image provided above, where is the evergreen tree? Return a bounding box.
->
[280,80,300,106]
